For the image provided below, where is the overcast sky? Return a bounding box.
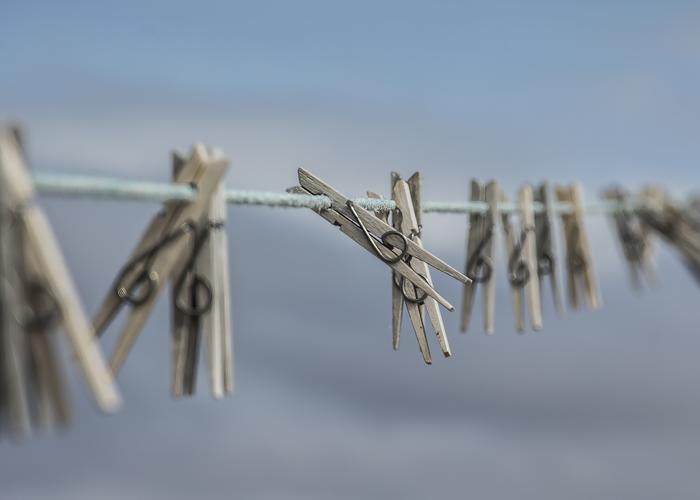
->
[2,1,700,499]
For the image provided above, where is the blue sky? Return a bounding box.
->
[2,2,700,499]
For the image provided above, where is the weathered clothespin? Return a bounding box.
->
[0,127,120,439]
[499,187,541,332]
[289,169,469,355]
[171,161,233,399]
[93,144,228,381]
[602,187,657,289]
[461,180,498,334]
[637,187,700,284]
[533,183,563,312]
[555,184,601,310]
[373,172,450,363]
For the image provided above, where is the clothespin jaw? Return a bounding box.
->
[461,180,498,334]
[533,183,563,313]
[289,168,469,313]
[602,187,657,289]
[555,184,601,310]
[0,126,121,422]
[93,144,228,377]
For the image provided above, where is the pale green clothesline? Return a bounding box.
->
[31,171,642,215]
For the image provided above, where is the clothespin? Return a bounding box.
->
[555,184,601,310]
[371,172,450,363]
[533,183,563,312]
[518,185,542,330]
[171,162,233,399]
[461,180,498,334]
[93,145,228,379]
[602,187,657,289]
[638,187,700,284]
[288,169,470,347]
[0,126,120,440]
[499,187,541,332]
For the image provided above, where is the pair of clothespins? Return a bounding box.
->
[367,172,451,364]
[0,127,121,439]
[461,182,543,333]
[461,181,599,333]
[94,145,233,398]
[289,169,470,363]
[602,187,657,289]
[638,187,700,284]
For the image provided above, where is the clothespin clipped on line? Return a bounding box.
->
[93,144,234,399]
[0,126,121,439]
[556,184,601,310]
[533,183,564,312]
[367,172,450,364]
[461,180,498,334]
[171,156,233,399]
[602,187,657,289]
[288,168,470,363]
[498,186,542,332]
[637,187,700,284]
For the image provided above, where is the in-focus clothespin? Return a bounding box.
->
[288,169,469,354]
[93,145,228,378]
[378,172,451,363]
[171,161,233,399]
[0,126,121,437]
[602,187,657,289]
[461,180,498,334]
[555,184,601,310]
[533,183,563,312]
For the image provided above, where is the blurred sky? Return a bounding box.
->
[2,1,700,499]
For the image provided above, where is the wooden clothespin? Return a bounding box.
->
[288,169,469,356]
[602,187,657,289]
[638,187,700,284]
[518,185,542,330]
[533,183,563,312]
[93,145,228,380]
[499,187,542,332]
[555,184,601,310]
[0,126,120,440]
[461,180,498,334]
[372,172,451,363]
[171,161,233,399]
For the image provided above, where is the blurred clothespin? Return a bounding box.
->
[533,183,563,312]
[93,145,228,381]
[461,180,498,334]
[499,187,542,332]
[555,184,601,310]
[602,187,657,289]
[171,161,233,398]
[368,172,450,364]
[288,169,469,355]
[0,126,121,440]
[638,187,700,284]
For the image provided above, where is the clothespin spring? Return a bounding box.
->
[465,225,494,283]
[508,226,535,288]
[172,222,223,317]
[113,221,197,307]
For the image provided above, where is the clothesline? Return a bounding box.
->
[31,171,648,215]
